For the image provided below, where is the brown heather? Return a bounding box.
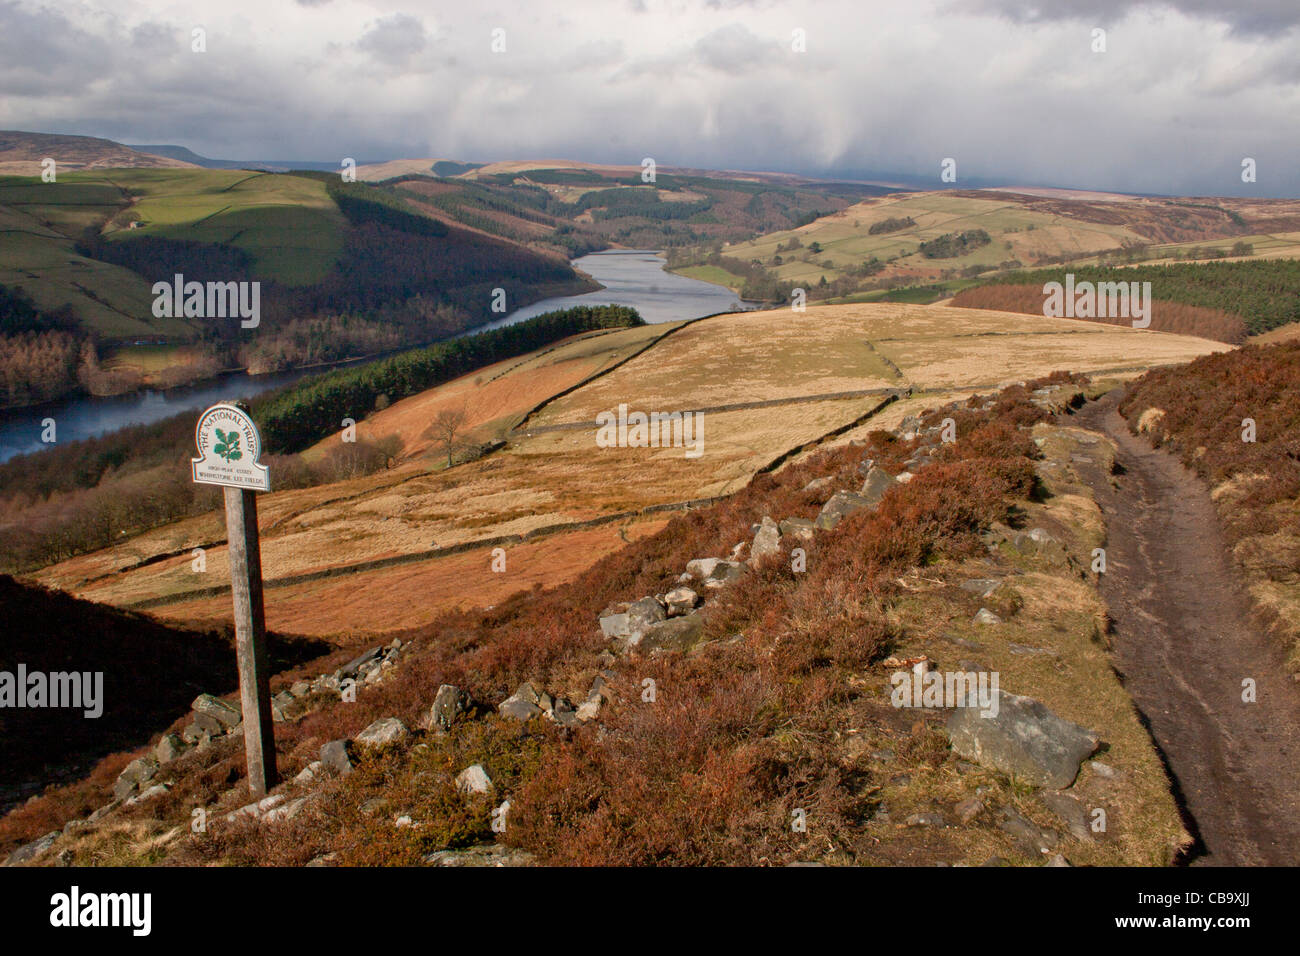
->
[3,378,1067,864]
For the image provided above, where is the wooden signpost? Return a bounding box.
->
[191,402,277,796]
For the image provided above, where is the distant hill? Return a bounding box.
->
[0,130,196,173]
[128,145,358,173]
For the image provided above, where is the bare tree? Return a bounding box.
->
[427,406,469,468]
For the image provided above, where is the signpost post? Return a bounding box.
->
[191,402,277,796]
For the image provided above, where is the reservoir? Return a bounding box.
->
[0,251,747,463]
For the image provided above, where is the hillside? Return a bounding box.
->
[2,372,1190,866]
[0,131,196,174]
[669,189,1300,305]
[30,301,1225,637]
[0,164,597,404]
[0,575,328,814]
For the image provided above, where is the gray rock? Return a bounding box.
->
[637,612,705,654]
[125,783,169,806]
[294,761,322,786]
[703,560,747,589]
[4,831,59,866]
[112,756,159,801]
[947,691,1099,789]
[575,691,601,721]
[1045,853,1072,867]
[289,680,313,698]
[424,844,537,867]
[997,807,1059,855]
[663,587,699,616]
[427,684,474,732]
[154,733,185,764]
[960,578,1002,597]
[1040,791,1094,842]
[748,515,781,567]
[191,693,241,730]
[263,797,308,823]
[182,716,220,742]
[598,609,630,639]
[815,490,872,531]
[779,517,816,542]
[802,475,836,496]
[685,557,721,580]
[611,596,668,645]
[339,647,382,678]
[499,682,543,721]
[859,466,897,506]
[355,717,410,747]
[320,739,353,776]
[455,764,494,795]
[973,608,1002,626]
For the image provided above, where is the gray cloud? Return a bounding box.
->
[0,0,1297,196]
[356,13,428,65]
[958,0,1300,34]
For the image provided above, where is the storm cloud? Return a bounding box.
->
[1,0,1296,195]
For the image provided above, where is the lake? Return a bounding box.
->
[0,251,748,463]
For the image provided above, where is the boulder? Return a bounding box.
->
[191,693,241,730]
[455,764,494,795]
[973,608,1002,626]
[815,491,871,531]
[427,684,474,732]
[4,831,59,866]
[637,613,705,654]
[289,680,313,698]
[748,516,781,567]
[355,717,409,747]
[320,739,353,776]
[182,714,221,742]
[499,682,543,721]
[802,475,836,496]
[598,608,630,639]
[946,692,1099,789]
[1040,791,1093,842]
[339,646,382,679]
[687,559,746,590]
[663,587,699,617]
[154,734,185,765]
[625,597,667,638]
[858,466,897,506]
[779,517,816,542]
[425,844,537,867]
[112,756,159,801]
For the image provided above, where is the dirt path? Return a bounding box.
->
[1072,392,1300,865]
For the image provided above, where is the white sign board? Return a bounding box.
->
[191,403,271,491]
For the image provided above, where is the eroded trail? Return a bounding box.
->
[1072,392,1300,865]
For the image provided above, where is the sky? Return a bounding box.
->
[2,0,1298,195]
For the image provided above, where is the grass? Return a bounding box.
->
[31,302,1226,638]
[100,170,345,286]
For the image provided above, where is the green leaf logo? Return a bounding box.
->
[213,428,242,463]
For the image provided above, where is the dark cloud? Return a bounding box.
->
[356,14,428,65]
[958,0,1300,34]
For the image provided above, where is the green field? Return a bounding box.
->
[0,169,349,341]
[100,170,345,285]
[718,193,1143,285]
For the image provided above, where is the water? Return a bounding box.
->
[474,249,751,330]
[0,250,748,464]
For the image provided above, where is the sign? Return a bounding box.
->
[192,401,277,796]
[191,403,271,491]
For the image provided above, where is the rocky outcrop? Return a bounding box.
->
[946,691,1099,789]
